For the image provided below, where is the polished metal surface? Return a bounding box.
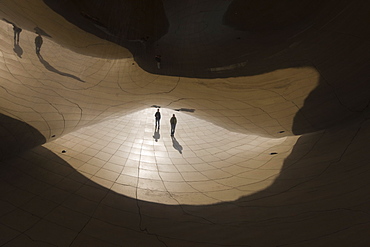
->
[1,0,370,246]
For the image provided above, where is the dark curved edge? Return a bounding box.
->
[0,113,46,162]
[1,113,370,246]
[43,0,169,58]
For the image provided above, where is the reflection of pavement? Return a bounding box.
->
[44,108,289,205]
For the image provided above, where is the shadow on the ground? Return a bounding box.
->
[37,54,85,82]
[1,112,370,246]
[171,136,182,154]
[0,113,46,162]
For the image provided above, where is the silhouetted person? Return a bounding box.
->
[155,109,161,129]
[155,55,161,69]
[153,129,160,142]
[170,114,177,136]
[35,33,43,54]
[13,25,22,44]
[12,25,23,58]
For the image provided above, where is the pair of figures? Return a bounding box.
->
[155,109,177,136]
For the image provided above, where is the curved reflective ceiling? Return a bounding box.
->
[1,0,370,246]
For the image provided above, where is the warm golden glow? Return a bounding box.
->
[44,108,299,205]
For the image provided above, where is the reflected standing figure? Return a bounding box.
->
[170,114,177,136]
[35,33,43,54]
[155,109,161,129]
[11,24,23,58]
[155,55,161,69]
[13,25,22,44]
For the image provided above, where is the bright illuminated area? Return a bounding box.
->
[2,0,370,246]
[45,108,296,205]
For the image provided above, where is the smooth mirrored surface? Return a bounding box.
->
[1,0,370,246]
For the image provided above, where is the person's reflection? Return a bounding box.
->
[13,25,22,44]
[153,128,160,142]
[35,33,43,54]
[10,23,23,57]
[171,136,183,154]
[2,19,22,45]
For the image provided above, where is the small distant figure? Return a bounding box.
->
[155,109,161,129]
[170,114,177,136]
[13,25,22,44]
[35,33,43,54]
[155,55,161,69]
